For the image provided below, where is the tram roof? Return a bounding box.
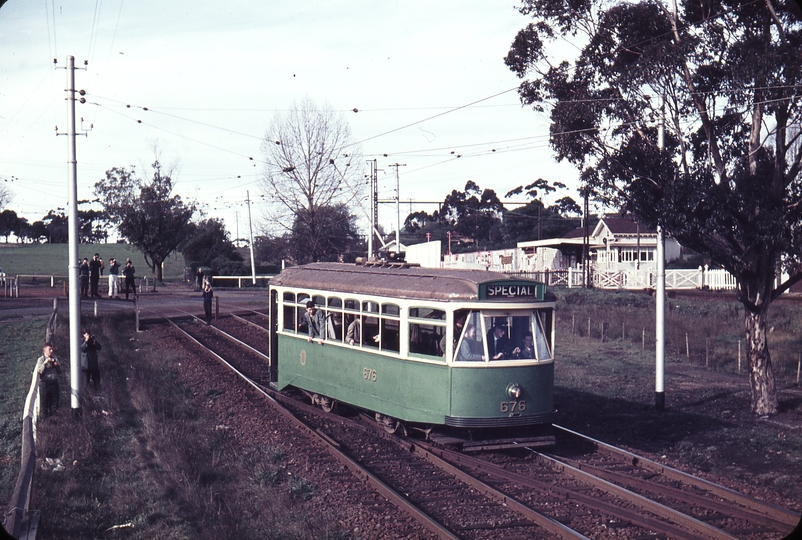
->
[270,262,548,302]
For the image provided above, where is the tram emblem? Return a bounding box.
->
[299,350,307,366]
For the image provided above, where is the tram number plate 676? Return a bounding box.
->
[362,368,377,382]
[500,400,526,413]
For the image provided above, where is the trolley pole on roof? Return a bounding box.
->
[655,93,666,412]
[389,163,406,254]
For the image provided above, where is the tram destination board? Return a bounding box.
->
[479,281,545,301]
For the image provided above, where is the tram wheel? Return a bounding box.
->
[375,413,400,434]
[319,396,336,413]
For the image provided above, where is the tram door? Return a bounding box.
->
[269,289,278,384]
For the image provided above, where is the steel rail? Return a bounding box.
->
[408,442,589,540]
[420,441,737,540]
[173,309,270,363]
[167,318,460,540]
[554,424,800,528]
[229,312,270,334]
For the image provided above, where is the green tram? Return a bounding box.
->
[268,262,557,450]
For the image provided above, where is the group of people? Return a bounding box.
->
[79,255,137,300]
[456,320,536,362]
[35,328,103,417]
[303,301,380,346]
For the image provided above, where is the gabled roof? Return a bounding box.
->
[597,214,656,236]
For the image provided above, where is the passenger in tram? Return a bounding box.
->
[345,317,379,346]
[439,312,466,357]
[516,332,535,359]
[487,321,518,360]
[456,325,484,361]
[304,301,326,343]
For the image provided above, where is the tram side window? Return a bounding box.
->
[344,299,362,346]
[327,297,343,341]
[409,307,445,359]
[362,300,380,349]
[380,303,400,353]
[282,292,296,332]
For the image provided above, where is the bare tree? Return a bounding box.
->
[0,183,11,210]
[259,97,364,263]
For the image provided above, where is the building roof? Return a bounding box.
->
[597,214,656,236]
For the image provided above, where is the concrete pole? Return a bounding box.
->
[655,93,666,412]
[66,55,82,417]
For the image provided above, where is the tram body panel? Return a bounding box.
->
[276,335,450,424]
[447,362,555,428]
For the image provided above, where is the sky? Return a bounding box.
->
[0,0,582,242]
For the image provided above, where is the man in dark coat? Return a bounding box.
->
[89,253,103,298]
[486,320,516,360]
[81,328,102,388]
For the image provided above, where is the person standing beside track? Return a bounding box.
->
[80,328,102,389]
[123,259,137,301]
[36,342,62,416]
[89,253,103,298]
[107,257,120,298]
[202,281,214,324]
[79,258,90,298]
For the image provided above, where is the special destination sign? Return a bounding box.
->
[479,281,545,301]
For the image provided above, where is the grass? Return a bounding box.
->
[555,287,802,383]
[0,243,187,281]
[29,313,349,540]
[0,318,48,506]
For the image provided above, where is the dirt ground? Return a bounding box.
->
[553,338,802,520]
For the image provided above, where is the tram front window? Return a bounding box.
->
[482,313,553,361]
[455,311,484,362]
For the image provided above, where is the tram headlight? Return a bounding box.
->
[507,383,522,400]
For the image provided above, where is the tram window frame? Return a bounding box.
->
[533,311,553,361]
[327,297,343,342]
[343,299,361,346]
[409,307,446,360]
[282,292,296,332]
[454,310,485,362]
[477,310,554,362]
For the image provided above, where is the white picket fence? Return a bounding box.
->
[513,266,738,291]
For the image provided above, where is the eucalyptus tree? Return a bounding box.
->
[259,97,364,263]
[506,0,802,414]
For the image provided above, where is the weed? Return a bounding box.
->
[288,475,315,501]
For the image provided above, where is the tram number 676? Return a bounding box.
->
[500,400,526,413]
[362,368,377,382]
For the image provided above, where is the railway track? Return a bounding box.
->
[167,314,799,539]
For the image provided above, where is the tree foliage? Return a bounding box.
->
[0,209,18,242]
[259,97,364,263]
[181,218,245,276]
[257,204,363,266]
[402,180,580,250]
[440,181,505,248]
[95,161,195,281]
[506,0,802,414]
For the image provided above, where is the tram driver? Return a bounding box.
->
[487,320,519,360]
